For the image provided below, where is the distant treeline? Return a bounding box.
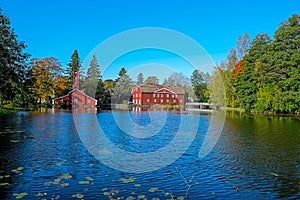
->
[207,14,300,114]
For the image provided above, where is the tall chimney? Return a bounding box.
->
[73,70,79,89]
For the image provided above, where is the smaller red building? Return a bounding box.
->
[53,70,97,107]
[131,84,185,106]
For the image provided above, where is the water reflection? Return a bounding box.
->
[0,110,299,199]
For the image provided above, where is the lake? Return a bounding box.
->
[0,109,299,199]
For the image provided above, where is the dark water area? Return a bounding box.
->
[0,109,299,199]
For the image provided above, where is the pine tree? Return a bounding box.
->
[84,55,102,97]
[137,73,144,85]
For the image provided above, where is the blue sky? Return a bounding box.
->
[1,0,299,80]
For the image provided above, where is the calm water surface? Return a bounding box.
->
[0,109,299,199]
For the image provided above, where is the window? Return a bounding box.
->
[161,99,163,103]
[172,94,175,98]
[180,100,182,103]
[153,93,155,97]
[154,99,156,103]
[147,99,150,103]
[166,94,169,98]
[167,99,169,103]
[173,99,176,103]
[161,94,163,98]
[136,94,138,97]
[175,94,178,98]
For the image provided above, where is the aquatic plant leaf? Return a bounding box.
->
[120,177,135,183]
[59,183,69,187]
[35,192,44,197]
[149,187,159,192]
[103,191,110,196]
[126,196,135,200]
[85,176,93,181]
[72,193,84,199]
[79,181,90,184]
[134,184,141,187]
[0,182,9,186]
[138,194,145,199]
[17,167,23,171]
[58,174,72,180]
[14,192,28,199]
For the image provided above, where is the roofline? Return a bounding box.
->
[53,88,97,101]
[153,87,176,94]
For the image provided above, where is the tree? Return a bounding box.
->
[164,72,194,102]
[236,32,250,60]
[226,48,238,72]
[207,68,226,107]
[0,9,30,105]
[145,76,159,85]
[30,57,64,103]
[83,55,102,97]
[136,73,144,85]
[191,70,209,102]
[113,67,133,103]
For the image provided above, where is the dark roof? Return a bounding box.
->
[53,88,97,101]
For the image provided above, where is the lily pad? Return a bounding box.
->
[85,176,93,181]
[0,182,9,186]
[177,196,184,200]
[72,193,84,199]
[59,183,69,187]
[0,176,3,179]
[134,184,141,187]
[13,192,28,199]
[54,178,61,183]
[126,196,135,200]
[58,173,72,180]
[103,191,110,196]
[17,167,23,171]
[4,175,10,178]
[138,194,146,199]
[79,181,90,185]
[120,177,135,183]
[149,187,159,192]
[102,188,108,191]
[35,192,44,197]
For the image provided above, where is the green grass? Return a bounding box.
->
[0,108,18,114]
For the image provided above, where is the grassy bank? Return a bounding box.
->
[0,108,19,114]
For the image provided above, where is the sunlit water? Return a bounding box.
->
[0,109,299,199]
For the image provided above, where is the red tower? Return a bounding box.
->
[73,70,79,89]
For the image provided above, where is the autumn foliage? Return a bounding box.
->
[231,60,245,82]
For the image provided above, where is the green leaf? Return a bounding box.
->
[78,181,90,185]
[72,193,84,199]
[149,187,159,192]
[85,176,93,181]
[14,192,28,199]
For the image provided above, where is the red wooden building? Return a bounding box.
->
[53,70,97,107]
[131,84,185,106]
